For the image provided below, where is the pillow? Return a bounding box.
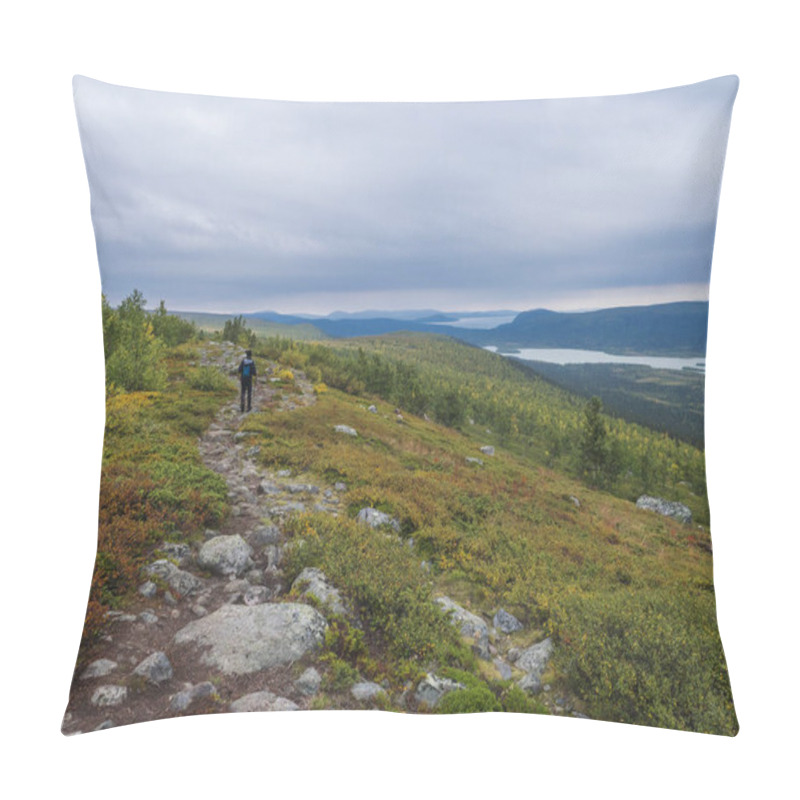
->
[64,75,739,735]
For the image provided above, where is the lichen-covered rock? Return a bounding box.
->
[90,685,127,707]
[356,507,401,532]
[351,682,386,702]
[292,567,349,616]
[295,667,322,696]
[169,681,217,712]
[480,445,495,456]
[493,608,523,634]
[197,534,254,577]
[635,495,692,524]
[143,559,204,597]
[173,603,326,675]
[229,691,299,713]
[514,637,554,694]
[414,673,465,708]
[334,425,358,437]
[80,659,118,680]
[435,596,490,659]
[133,651,173,684]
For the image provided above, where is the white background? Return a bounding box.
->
[2,2,797,797]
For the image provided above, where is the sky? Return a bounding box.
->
[74,75,738,315]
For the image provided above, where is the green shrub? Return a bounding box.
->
[186,366,233,392]
[437,686,501,714]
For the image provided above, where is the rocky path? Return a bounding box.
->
[62,342,345,734]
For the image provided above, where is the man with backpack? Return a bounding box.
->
[237,350,257,412]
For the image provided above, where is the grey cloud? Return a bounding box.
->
[75,75,738,312]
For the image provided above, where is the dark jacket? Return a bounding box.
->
[238,357,257,381]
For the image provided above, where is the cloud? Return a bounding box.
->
[74,75,738,312]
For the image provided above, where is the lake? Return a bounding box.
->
[484,346,706,372]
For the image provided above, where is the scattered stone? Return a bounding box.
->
[169,681,217,712]
[245,568,266,585]
[163,591,178,606]
[357,507,401,532]
[295,667,322,696]
[515,637,554,695]
[334,425,358,437]
[277,469,292,477]
[80,659,118,680]
[143,560,203,597]
[229,691,299,713]
[265,545,283,570]
[292,567,349,616]
[138,611,159,625]
[246,446,261,458]
[493,608,523,634]
[351,682,385,702]
[159,542,192,567]
[288,483,320,494]
[435,596,490,659]
[94,720,115,731]
[243,586,270,605]
[414,673,465,708]
[569,496,581,509]
[198,535,254,577]
[191,604,208,617]
[173,603,327,675]
[480,445,495,456]
[368,405,378,413]
[90,685,127,707]
[494,659,513,680]
[249,525,281,546]
[133,651,173,685]
[466,457,483,466]
[138,581,158,598]
[257,481,281,495]
[334,482,347,492]
[636,495,692,524]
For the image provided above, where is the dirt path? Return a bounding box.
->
[62,342,342,735]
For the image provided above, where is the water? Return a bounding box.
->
[484,346,705,372]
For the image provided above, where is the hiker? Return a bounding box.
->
[237,350,257,412]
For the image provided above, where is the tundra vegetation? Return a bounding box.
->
[85,292,736,734]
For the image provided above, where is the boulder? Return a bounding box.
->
[197,535,254,577]
[435,596,490,659]
[249,525,281,546]
[295,667,322,696]
[514,637,554,694]
[80,659,118,680]
[143,559,203,597]
[414,673,465,708]
[357,507,401,532]
[292,567,349,616]
[480,445,495,456]
[636,495,692,524]
[351,682,385,702]
[173,603,327,675]
[334,425,358,437]
[133,651,173,684]
[159,542,193,567]
[169,681,217,712]
[229,691,299,713]
[493,608,523,634]
[90,685,127,707]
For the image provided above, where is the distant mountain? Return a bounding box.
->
[457,302,709,356]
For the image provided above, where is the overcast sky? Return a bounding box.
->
[74,75,738,314]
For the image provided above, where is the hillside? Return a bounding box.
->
[65,305,736,735]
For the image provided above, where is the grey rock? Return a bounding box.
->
[357,507,401,532]
[465,457,483,466]
[288,483,320,495]
[90,685,127,707]
[138,581,158,598]
[138,611,159,625]
[246,446,261,458]
[265,545,283,570]
[636,495,692,524]
[295,667,322,696]
[493,608,523,634]
[334,482,347,492]
[333,425,358,437]
[133,651,173,684]
[224,578,251,593]
[245,568,266,585]
[480,445,495,456]
[277,469,292,477]
[173,603,327,675]
[198,535,254,577]
[169,681,217,712]
[435,596,490,659]
[494,659,513,680]
[143,560,203,597]
[414,673,464,708]
[368,405,378,413]
[569,496,581,508]
[243,585,270,605]
[518,672,542,694]
[249,525,281,546]
[229,691,300,713]
[94,720,115,731]
[351,681,386,702]
[257,480,281,495]
[159,542,192,567]
[515,637,554,694]
[292,567,349,616]
[80,659,118,680]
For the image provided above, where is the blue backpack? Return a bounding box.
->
[242,358,254,378]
